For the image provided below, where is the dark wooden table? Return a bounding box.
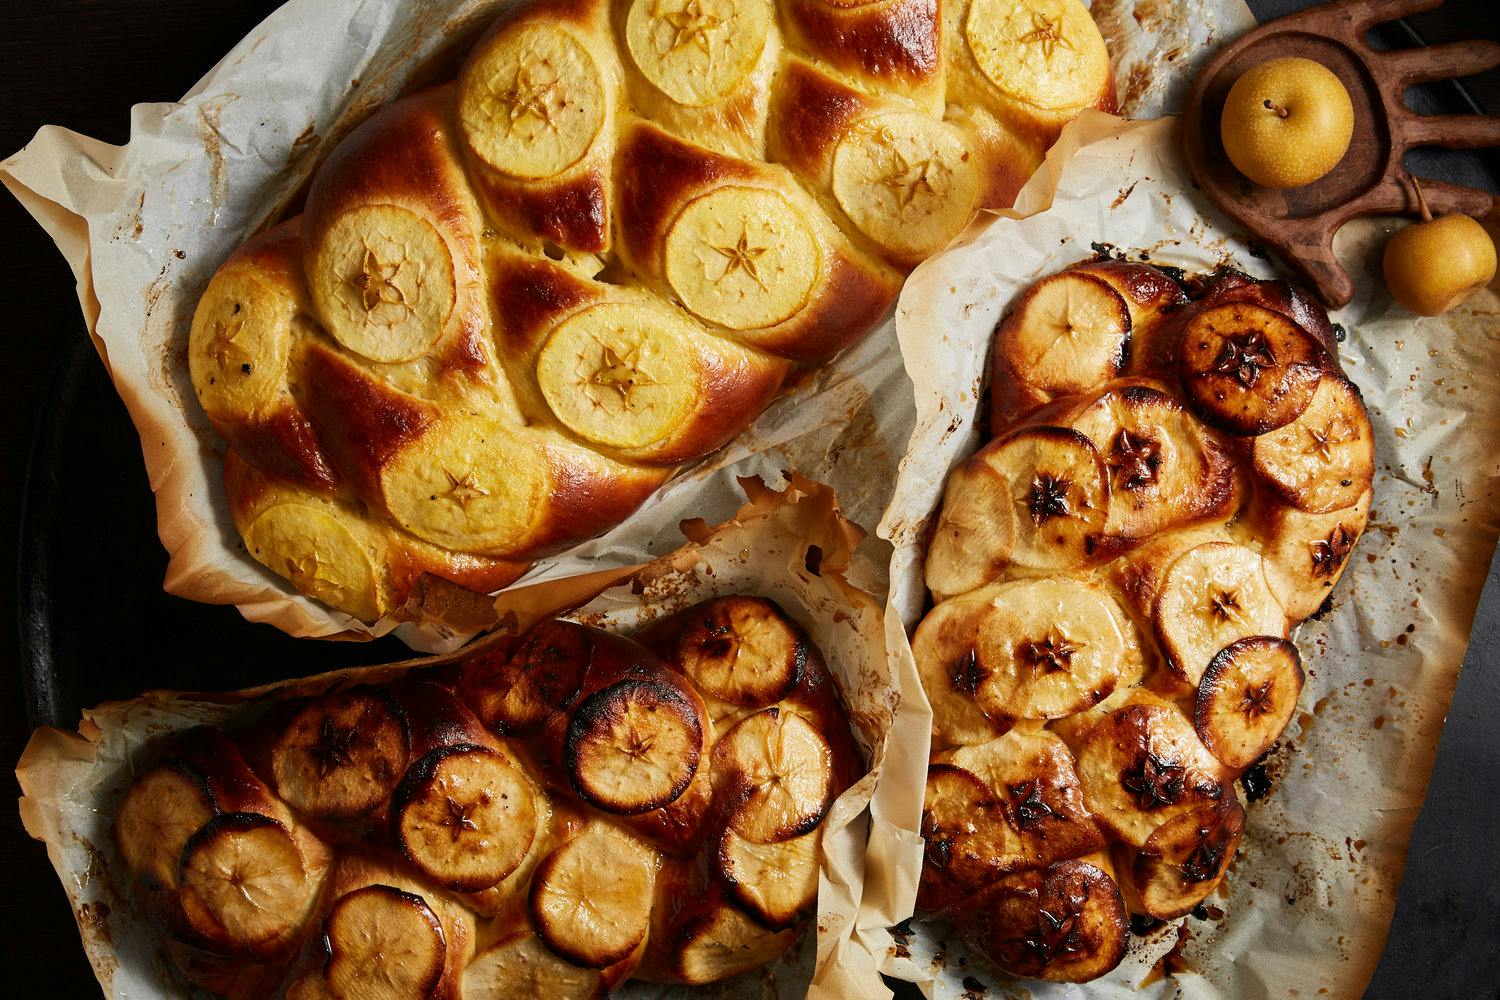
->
[0,1,1496,996]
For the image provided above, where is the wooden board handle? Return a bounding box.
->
[1182,0,1500,307]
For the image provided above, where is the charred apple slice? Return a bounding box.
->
[942,729,1107,869]
[458,619,593,734]
[119,726,290,892]
[954,859,1129,983]
[1250,376,1374,514]
[270,686,409,821]
[1178,301,1325,435]
[117,761,216,890]
[669,901,796,984]
[462,930,605,1000]
[916,762,1019,911]
[1153,541,1287,691]
[393,743,540,891]
[1119,797,1246,919]
[176,813,317,957]
[716,826,821,930]
[1072,694,1227,846]
[323,884,448,1000]
[1067,380,1239,540]
[662,596,806,707]
[969,577,1131,721]
[911,586,1015,750]
[712,707,833,843]
[531,822,658,968]
[1194,636,1304,771]
[992,269,1132,420]
[564,678,705,815]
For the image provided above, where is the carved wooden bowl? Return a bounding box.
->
[1183,0,1500,307]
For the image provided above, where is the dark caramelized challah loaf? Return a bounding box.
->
[115,596,862,998]
[915,263,1373,982]
[188,0,1115,621]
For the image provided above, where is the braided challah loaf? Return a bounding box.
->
[115,596,861,998]
[915,263,1374,982]
[188,0,1115,622]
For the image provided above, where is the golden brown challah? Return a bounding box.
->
[187,0,1115,622]
[115,596,862,998]
[915,263,1373,982]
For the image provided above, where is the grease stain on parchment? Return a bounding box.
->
[195,93,240,223]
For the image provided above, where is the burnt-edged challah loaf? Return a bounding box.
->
[115,596,862,998]
[189,0,1115,622]
[915,263,1373,982]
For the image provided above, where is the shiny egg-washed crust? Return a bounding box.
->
[916,264,1373,983]
[115,596,863,999]
[190,0,1116,622]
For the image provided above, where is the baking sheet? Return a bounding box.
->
[15,0,1481,995]
[873,112,1500,999]
[0,0,1251,652]
[16,475,922,1000]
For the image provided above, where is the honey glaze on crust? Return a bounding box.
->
[916,262,1372,983]
[189,0,1117,622]
[115,596,863,998]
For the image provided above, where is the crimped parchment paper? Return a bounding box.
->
[0,0,1251,651]
[16,475,921,1000]
[873,113,1500,998]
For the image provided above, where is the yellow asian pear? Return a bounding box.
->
[1219,56,1354,189]
[1383,178,1497,316]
